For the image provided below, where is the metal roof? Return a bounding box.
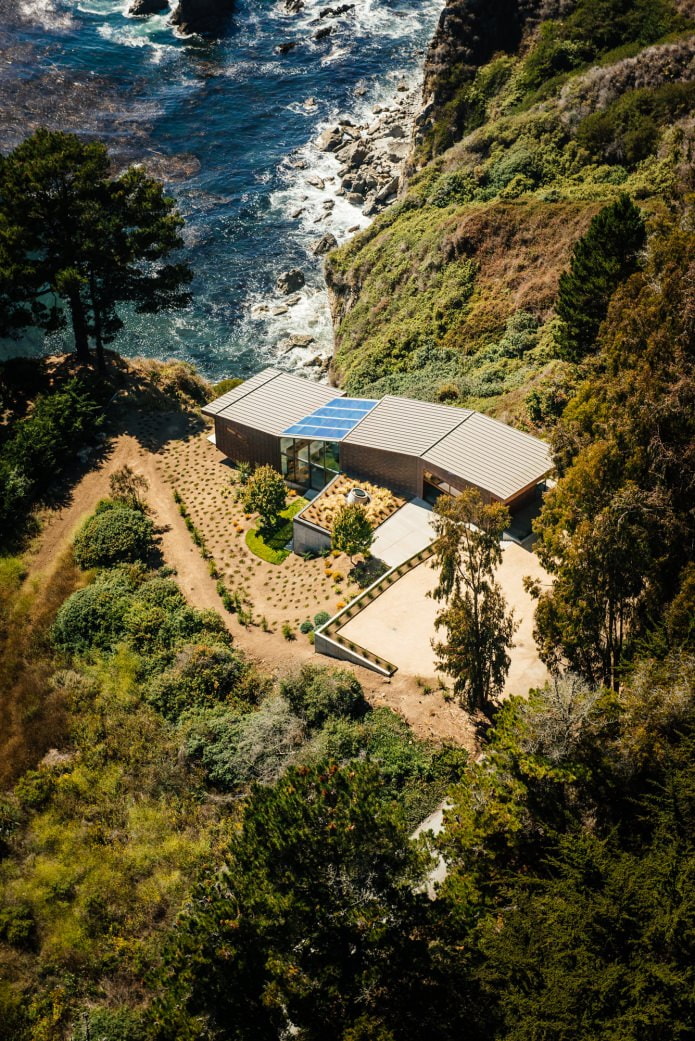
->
[203,367,553,501]
[423,411,553,501]
[202,368,278,417]
[203,368,343,436]
[343,396,473,456]
[282,397,378,441]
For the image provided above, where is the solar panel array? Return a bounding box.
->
[282,397,377,441]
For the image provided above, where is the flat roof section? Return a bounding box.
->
[343,395,474,456]
[282,396,378,441]
[203,369,343,437]
[423,411,553,502]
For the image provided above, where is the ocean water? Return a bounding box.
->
[0,0,442,380]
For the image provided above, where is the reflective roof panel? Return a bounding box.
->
[281,397,378,441]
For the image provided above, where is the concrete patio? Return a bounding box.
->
[371,498,437,567]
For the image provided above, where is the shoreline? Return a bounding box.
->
[250,62,427,378]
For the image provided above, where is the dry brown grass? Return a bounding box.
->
[300,475,404,532]
[0,550,85,787]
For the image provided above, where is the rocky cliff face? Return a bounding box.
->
[415,0,542,159]
[170,0,235,34]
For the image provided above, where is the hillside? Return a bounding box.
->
[326,0,695,425]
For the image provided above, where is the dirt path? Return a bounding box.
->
[24,414,475,749]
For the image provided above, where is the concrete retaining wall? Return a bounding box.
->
[293,516,331,556]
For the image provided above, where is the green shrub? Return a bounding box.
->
[279,664,369,729]
[183,697,305,789]
[313,611,331,627]
[0,902,37,951]
[282,623,296,641]
[52,570,133,652]
[299,620,314,634]
[146,643,249,722]
[73,507,154,569]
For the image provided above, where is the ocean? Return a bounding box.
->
[0,0,442,380]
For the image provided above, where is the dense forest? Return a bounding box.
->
[1,0,694,1038]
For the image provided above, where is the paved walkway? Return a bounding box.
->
[371,498,436,567]
[338,541,551,695]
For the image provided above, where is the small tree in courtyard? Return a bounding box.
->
[332,503,373,561]
[242,465,286,531]
[431,489,516,722]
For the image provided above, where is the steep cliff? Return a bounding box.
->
[326,0,695,427]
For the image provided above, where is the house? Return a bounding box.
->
[203,367,553,512]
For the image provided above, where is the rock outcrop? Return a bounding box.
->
[276,269,306,295]
[130,0,168,14]
[170,0,235,34]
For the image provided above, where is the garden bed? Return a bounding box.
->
[300,475,404,533]
[246,498,306,564]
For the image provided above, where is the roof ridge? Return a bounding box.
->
[418,409,475,459]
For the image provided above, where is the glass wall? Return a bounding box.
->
[281,438,340,490]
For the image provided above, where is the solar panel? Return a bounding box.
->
[281,397,377,441]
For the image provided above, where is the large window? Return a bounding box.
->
[281,438,340,490]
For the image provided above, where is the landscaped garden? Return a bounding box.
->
[154,425,366,636]
[300,474,404,532]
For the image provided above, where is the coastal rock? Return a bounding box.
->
[170,0,235,34]
[129,0,168,15]
[316,126,343,152]
[347,191,364,205]
[276,268,305,294]
[306,174,325,189]
[289,207,304,218]
[376,175,399,201]
[278,334,316,353]
[319,3,354,17]
[311,232,338,255]
[284,0,304,10]
[314,26,332,40]
[345,143,368,169]
[277,41,298,54]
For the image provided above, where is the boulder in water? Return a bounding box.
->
[170,0,235,34]
[130,0,168,14]
[311,233,338,256]
[276,269,305,295]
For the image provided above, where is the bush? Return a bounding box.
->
[282,623,296,641]
[146,643,249,722]
[183,697,305,789]
[73,507,154,569]
[314,611,331,627]
[299,620,314,634]
[52,570,134,652]
[279,664,369,729]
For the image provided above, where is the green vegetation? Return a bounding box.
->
[245,496,305,564]
[0,378,102,540]
[555,194,646,361]
[72,502,155,570]
[1,505,462,1039]
[431,490,515,720]
[241,464,287,530]
[330,502,374,560]
[0,130,191,371]
[327,0,694,419]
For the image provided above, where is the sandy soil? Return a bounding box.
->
[339,541,551,697]
[23,409,476,749]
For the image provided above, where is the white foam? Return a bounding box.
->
[19,0,75,30]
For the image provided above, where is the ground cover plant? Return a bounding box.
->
[245,496,305,565]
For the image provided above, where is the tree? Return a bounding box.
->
[242,464,286,530]
[555,194,645,362]
[109,465,149,510]
[331,503,373,560]
[534,213,695,688]
[431,490,515,720]
[153,762,454,1041]
[0,129,191,371]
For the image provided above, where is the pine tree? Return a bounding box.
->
[0,129,191,371]
[555,194,645,362]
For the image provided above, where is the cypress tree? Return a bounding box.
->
[555,194,646,362]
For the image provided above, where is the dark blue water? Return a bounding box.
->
[0,0,441,380]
